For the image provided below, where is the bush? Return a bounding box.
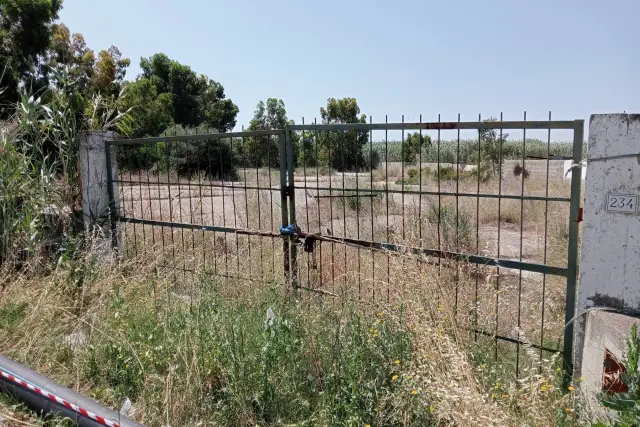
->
[433,166,458,181]
[116,125,239,179]
[117,143,163,171]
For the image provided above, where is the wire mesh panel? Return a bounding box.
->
[104,116,584,383]
[107,130,287,291]
[287,116,583,380]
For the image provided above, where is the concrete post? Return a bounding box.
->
[79,131,121,258]
[575,114,640,407]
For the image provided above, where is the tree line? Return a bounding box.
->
[2,0,516,180]
[1,0,382,176]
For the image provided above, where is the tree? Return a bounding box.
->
[118,79,173,138]
[476,117,512,178]
[403,132,431,164]
[245,98,294,167]
[47,24,130,96]
[139,53,238,132]
[318,97,369,171]
[0,0,63,116]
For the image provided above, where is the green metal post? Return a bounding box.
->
[104,141,119,254]
[563,119,584,387]
[285,129,298,293]
[279,132,290,287]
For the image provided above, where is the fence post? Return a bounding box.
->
[286,129,298,292]
[574,114,640,406]
[279,131,291,288]
[79,131,121,259]
[562,119,584,387]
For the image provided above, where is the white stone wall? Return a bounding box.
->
[579,114,640,311]
[575,113,640,400]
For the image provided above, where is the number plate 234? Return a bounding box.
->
[606,194,638,214]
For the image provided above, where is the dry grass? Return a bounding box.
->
[0,239,586,426]
[0,163,586,426]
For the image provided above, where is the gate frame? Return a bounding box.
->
[104,120,584,385]
[285,119,584,384]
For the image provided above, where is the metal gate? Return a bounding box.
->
[105,129,290,285]
[105,117,584,381]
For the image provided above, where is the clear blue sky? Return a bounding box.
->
[59,0,638,135]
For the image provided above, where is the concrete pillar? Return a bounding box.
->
[575,114,640,406]
[79,131,121,257]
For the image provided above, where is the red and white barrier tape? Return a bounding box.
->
[0,368,121,427]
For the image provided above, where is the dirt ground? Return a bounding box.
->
[117,164,573,353]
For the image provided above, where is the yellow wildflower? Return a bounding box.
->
[579,376,585,381]
[394,359,401,365]
[376,311,384,317]
[411,389,418,395]
[502,394,509,399]
[407,375,413,380]
[429,405,436,413]
[392,375,398,381]
[568,386,575,391]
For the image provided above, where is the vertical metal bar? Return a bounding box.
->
[418,114,423,247]
[104,142,119,253]
[267,134,275,275]
[137,150,146,251]
[175,129,186,278]
[129,149,139,257]
[563,119,584,387]
[314,120,323,287]
[279,131,290,286]
[187,133,196,274]
[340,130,347,292]
[206,141,217,276]
[384,115,389,303]
[455,113,460,315]
[241,131,251,278]
[286,129,298,290]
[196,138,206,277]
[302,119,311,287]
[516,111,527,377]
[495,112,504,362]
[155,140,166,269]
[328,124,335,295]
[230,136,240,279]
[475,113,481,341]
[166,141,176,270]
[540,111,552,369]
[256,133,264,281]
[401,115,406,242]
[369,116,374,300]
[437,113,442,272]
[355,123,361,299]
[145,144,156,252]
[219,141,229,283]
